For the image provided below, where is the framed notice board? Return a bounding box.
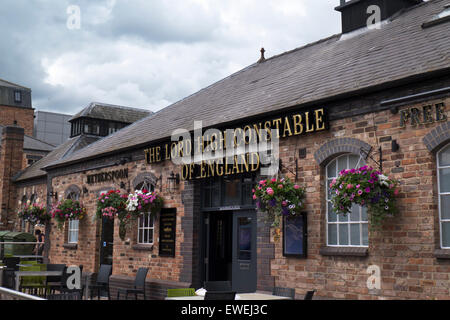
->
[159,208,177,257]
[282,212,307,258]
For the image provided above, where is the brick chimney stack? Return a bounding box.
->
[0,125,24,230]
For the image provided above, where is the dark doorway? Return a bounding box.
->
[204,210,257,293]
[207,212,233,282]
[232,210,257,293]
[99,216,114,266]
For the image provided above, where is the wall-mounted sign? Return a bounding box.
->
[181,153,261,181]
[144,107,328,166]
[400,102,446,127]
[283,213,307,258]
[159,208,177,257]
[86,168,128,185]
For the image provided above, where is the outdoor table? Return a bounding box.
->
[14,270,63,291]
[165,292,292,300]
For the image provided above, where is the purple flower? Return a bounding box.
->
[357,190,363,196]
[282,207,290,216]
[365,187,371,193]
[268,199,277,207]
[368,179,374,184]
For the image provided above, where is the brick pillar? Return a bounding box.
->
[0,125,24,230]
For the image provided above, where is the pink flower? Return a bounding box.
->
[347,184,353,189]
[282,201,288,207]
[266,188,274,195]
[394,189,399,196]
[294,185,300,190]
[271,178,277,183]
[365,187,371,193]
[253,195,257,200]
[278,184,283,189]
[356,184,361,189]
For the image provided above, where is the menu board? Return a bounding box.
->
[159,208,177,257]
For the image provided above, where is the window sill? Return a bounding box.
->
[319,246,368,257]
[434,249,450,259]
[63,243,78,250]
[132,244,154,251]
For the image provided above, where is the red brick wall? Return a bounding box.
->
[0,126,24,230]
[0,105,34,136]
[48,159,187,283]
[270,96,450,300]
[13,96,450,300]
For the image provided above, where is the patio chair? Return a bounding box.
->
[89,264,112,300]
[204,281,232,292]
[272,287,295,299]
[304,290,316,300]
[204,291,236,300]
[56,265,85,299]
[2,257,20,288]
[44,264,66,297]
[167,288,196,297]
[116,267,148,300]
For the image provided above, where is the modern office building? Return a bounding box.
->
[34,111,72,147]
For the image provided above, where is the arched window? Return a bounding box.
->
[135,178,155,245]
[437,144,450,248]
[326,154,368,247]
[66,190,80,244]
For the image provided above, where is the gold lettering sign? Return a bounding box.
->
[144,107,328,168]
[400,102,447,127]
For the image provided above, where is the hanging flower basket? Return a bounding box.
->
[329,165,400,229]
[96,190,131,240]
[50,199,87,230]
[18,202,51,225]
[125,189,164,219]
[253,177,306,230]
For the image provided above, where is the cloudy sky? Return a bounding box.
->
[0,0,341,115]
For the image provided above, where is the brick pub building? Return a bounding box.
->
[10,0,450,299]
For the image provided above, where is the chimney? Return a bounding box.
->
[0,125,24,230]
[335,0,423,33]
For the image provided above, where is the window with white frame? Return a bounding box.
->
[66,191,80,244]
[136,180,155,245]
[138,214,154,245]
[437,144,450,248]
[326,154,369,247]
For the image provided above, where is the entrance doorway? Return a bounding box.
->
[205,210,257,293]
[99,216,114,266]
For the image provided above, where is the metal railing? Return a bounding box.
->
[0,286,45,300]
[0,241,43,260]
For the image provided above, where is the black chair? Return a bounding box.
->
[89,264,112,300]
[204,281,232,292]
[272,287,295,299]
[2,257,20,288]
[116,267,148,300]
[304,290,316,300]
[204,291,236,300]
[44,264,66,297]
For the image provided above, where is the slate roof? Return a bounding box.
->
[0,78,31,90]
[46,0,450,170]
[13,135,101,182]
[70,102,152,123]
[0,125,55,152]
